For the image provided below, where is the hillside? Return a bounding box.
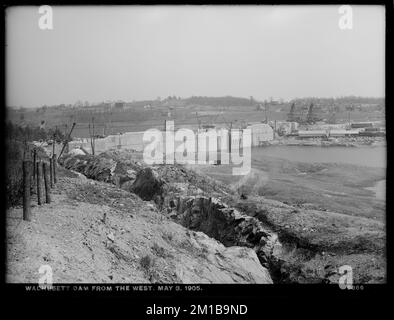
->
[7,150,386,284]
[6,167,271,283]
[58,151,386,283]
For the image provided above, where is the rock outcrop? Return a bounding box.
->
[171,196,283,271]
[130,168,164,201]
[58,152,282,280]
[174,230,272,283]
[61,154,116,183]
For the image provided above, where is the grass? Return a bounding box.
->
[191,154,385,220]
[188,150,386,283]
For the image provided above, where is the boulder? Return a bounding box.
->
[174,231,272,283]
[173,196,282,269]
[61,153,141,186]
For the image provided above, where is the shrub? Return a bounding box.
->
[140,254,154,270]
[6,140,25,207]
[5,122,57,208]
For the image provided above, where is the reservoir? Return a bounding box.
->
[365,179,386,201]
[252,146,386,168]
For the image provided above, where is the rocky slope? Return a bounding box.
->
[6,166,272,284]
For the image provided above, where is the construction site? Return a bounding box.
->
[10,95,383,161]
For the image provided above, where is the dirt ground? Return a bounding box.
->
[6,168,271,284]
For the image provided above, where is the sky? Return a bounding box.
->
[6,5,385,108]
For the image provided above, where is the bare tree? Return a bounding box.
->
[88,116,96,155]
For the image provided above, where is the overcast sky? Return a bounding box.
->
[6,5,385,108]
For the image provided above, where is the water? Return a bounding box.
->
[252,146,386,168]
[365,180,386,200]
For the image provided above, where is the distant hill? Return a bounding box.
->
[182,96,254,107]
[290,96,384,106]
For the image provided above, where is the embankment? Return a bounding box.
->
[59,151,386,283]
[7,166,272,283]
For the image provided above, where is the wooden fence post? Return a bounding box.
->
[52,132,56,156]
[49,157,53,187]
[36,160,42,205]
[52,154,57,184]
[32,149,37,180]
[23,160,32,221]
[43,162,51,204]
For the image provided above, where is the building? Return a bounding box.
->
[247,123,274,146]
